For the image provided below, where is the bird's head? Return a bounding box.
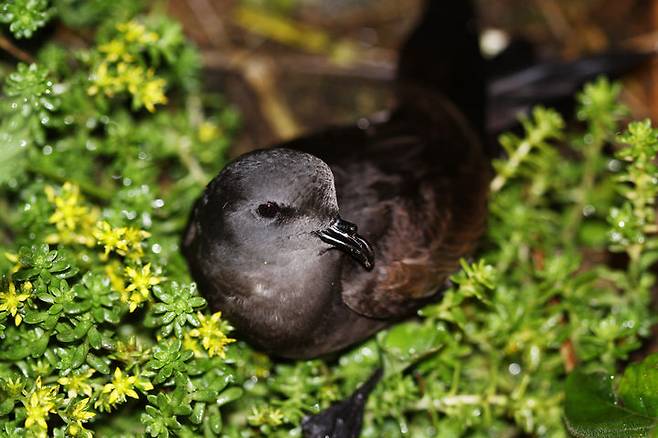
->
[190,148,373,271]
[183,148,374,352]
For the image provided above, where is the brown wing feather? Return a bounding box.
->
[340,93,491,319]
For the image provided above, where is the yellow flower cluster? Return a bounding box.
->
[58,368,95,399]
[248,405,284,427]
[182,331,204,357]
[135,72,168,112]
[123,263,163,312]
[45,181,159,313]
[0,280,31,325]
[116,21,158,44]
[105,260,163,313]
[88,20,168,112]
[188,311,235,358]
[21,377,59,436]
[65,398,96,437]
[94,221,150,260]
[45,183,99,247]
[198,121,221,143]
[95,368,153,411]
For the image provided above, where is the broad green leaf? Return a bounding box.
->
[619,354,658,417]
[564,369,656,438]
[378,320,446,377]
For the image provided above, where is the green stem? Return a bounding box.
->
[627,244,643,286]
[490,139,533,193]
[176,137,208,186]
[0,198,14,245]
[561,128,606,242]
[414,393,508,411]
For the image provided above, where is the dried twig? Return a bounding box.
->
[241,57,301,141]
[0,34,34,63]
[186,0,231,49]
[533,0,570,42]
[202,50,395,81]
[560,339,577,373]
[621,31,658,52]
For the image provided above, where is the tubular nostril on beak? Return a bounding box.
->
[335,218,358,234]
[317,216,375,271]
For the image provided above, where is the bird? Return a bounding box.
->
[183,1,652,436]
[182,0,490,359]
[182,0,652,360]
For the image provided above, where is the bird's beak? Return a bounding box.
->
[317,217,374,271]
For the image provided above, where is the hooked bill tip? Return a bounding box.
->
[318,217,375,271]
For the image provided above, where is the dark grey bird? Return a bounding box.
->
[183,0,490,359]
[183,0,651,359]
[183,1,650,436]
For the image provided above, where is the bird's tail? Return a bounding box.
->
[486,51,652,135]
[396,1,652,149]
[395,0,485,135]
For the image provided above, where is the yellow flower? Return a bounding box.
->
[94,221,129,256]
[66,398,95,437]
[58,368,95,399]
[123,227,150,260]
[137,73,168,112]
[182,332,203,357]
[124,263,161,296]
[123,264,162,312]
[46,183,88,231]
[248,406,284,427]
[98,39,133,63]
[95,223,150,260]
[189,312,235,358]
[117,20,158,44]
[102,368,139,405]
[88,61,121,97]
[44,183,98,247]
[0,281,31,325]
[22,377,59,434]
[198,121,220,143]
[71,398,95,421]
[118,62,144,95]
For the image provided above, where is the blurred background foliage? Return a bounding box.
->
[0,0,657,437]
[166,0,658,156]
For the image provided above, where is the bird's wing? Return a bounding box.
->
[338,97,491,319]
[284,92,490,320]
[339,154,490,319]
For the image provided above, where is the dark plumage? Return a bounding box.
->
[182,0,650,361]
[183,0,490,359]
[182,1,652,436]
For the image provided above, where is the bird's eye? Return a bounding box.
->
[257,202,280,218]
